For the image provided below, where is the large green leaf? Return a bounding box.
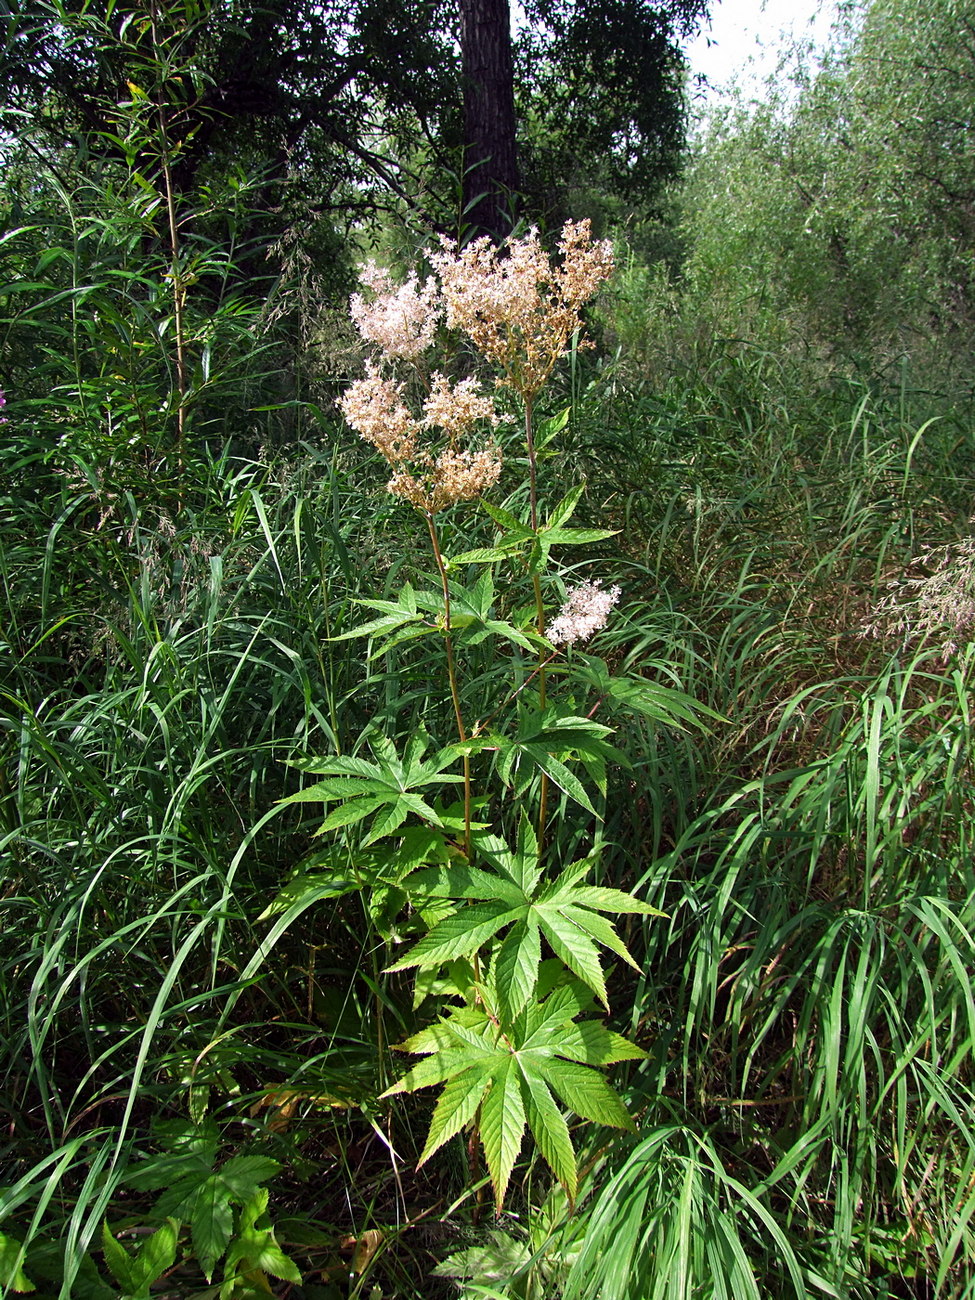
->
[385,981,644,1206]
[0,1234,34,1294]
[280,730,463,845]
[392,827,657,1008]
[479,1058,526,1206]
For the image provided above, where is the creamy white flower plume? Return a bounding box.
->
[548,580,622,647]
[349,263,441,359]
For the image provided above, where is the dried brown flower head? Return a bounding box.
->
[429,219,614,401]
[339,364,501,514]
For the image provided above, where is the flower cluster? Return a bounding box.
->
[339,364,500,514]
[388,447,502,514]
[0,389,7,424]
[548,580,622,647]
[429,219,614,401]
[349,263,441,360]
[341,220,614,514]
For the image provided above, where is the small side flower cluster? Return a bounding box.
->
[0,389,7,424]
[429,219,614,401]
[548,580,622,647]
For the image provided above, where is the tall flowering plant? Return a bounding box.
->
[275,222,699,1209]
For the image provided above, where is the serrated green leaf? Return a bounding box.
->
[495,921,542,1021]
[405,862,523,904]
[257,873,359,921]
[563,884,665,915]
[0,1234,34,1294]
[479,1059,526,1206]
[191,1175,235,1281]
[222,1190,302,1288]
[536,909,607,1006]
[218,1155,281,1199]
[130,1219,178,1293]
[361,798,412,844]
[448,545,518,565]
[555,1020,647,1066]
[101,1224,135,1293]
[397,1004,492,1054]
[546,480,584,527]
[520,1070,578,1200]
[540,1058,635,1129]
[384,1047,484,1095]
[557,903,639,970]
[418,1068,493,1165]
[543,526,617,545]
[481,500,534,536]
[387,901,522,971]
[317,794,390,830]
[517,743,599,815]
[330,610,424,641]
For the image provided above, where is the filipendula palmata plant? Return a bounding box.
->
[275,222,708,1208]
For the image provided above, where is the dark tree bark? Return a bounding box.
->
[459,0,520,242]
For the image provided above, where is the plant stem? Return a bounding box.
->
[523,397,551,854]
[425,511,472,859]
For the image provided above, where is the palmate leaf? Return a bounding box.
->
[390,823,660,1012]
[384,981,645,1207]
[279,730,463,846]
[492,708,627,814]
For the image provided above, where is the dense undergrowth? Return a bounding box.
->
[4,288,975,1295]
[4,23,975,1278]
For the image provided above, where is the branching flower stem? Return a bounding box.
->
[425,510,472,859]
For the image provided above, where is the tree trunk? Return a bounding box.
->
[459,0,519,242]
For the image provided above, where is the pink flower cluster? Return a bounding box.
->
[548,580,622,647]
[429,219,615,400]
[340,220,614,512]
[349,263,441,359]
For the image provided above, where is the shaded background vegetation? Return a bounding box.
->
[3,0,975,1294]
